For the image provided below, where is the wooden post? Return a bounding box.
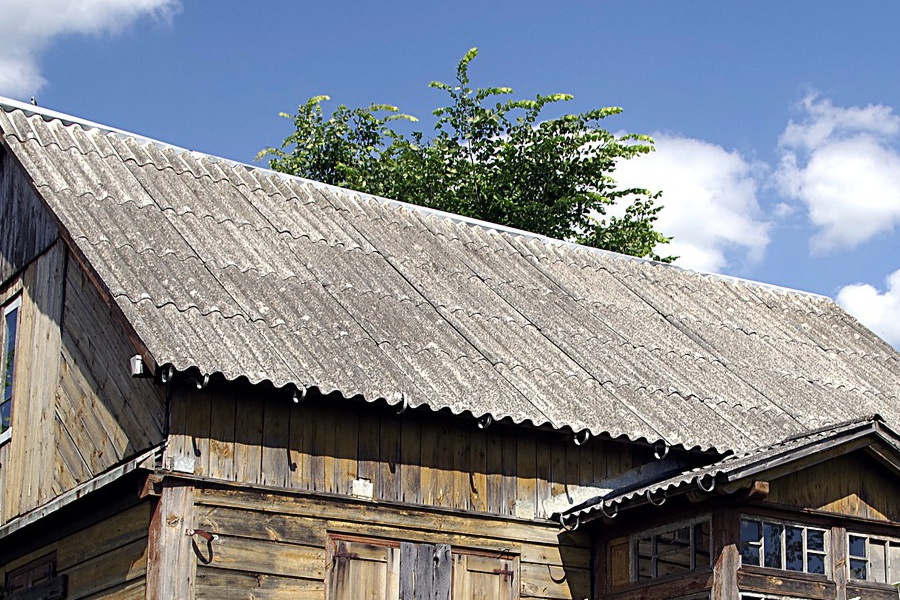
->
[146,478,196,599]
[831,525,847,600]
[711,508,740,600]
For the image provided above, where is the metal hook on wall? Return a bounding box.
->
[573,429,591,446]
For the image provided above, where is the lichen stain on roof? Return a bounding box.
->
[1,99,898,455]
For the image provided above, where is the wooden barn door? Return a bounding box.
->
[452,552,518,600]
[328,538,400,600]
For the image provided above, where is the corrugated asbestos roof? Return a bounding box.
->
[562,415,900,521]
[2,98,899,454]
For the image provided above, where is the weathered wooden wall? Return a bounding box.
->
[165,385,654,521]
[52,258,166,496]
[0,147,166,523]
[191,485,592,600]
[0,143,58,285]
[0,500,153,599]
[763,451,900,522]
[0,241,65,522]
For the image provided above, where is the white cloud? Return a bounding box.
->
[0,0,180,98]
[776,95,900,254]
[614,135,770,273]
[836,267,900,348]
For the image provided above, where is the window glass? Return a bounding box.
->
[0,300,19,435]
[631,517,711,582]
[740,519,761,565]
[740,517,826,575]
[762,522,783,569]
[848,534,900,584]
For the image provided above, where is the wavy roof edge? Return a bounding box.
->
[560,414,900,523]
[0,96,828,302]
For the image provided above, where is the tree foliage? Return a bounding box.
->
[260,48,672,260]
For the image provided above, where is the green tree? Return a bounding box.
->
[260,48,672,260]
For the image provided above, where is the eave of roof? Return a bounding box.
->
[561,415,900,524]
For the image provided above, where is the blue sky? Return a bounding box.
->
[2,1,899,347]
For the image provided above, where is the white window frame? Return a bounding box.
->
[0,294,21,446]
[847,532,900,585]
[739,516,828,576]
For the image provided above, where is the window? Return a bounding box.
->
[0,295,20,442]
[4,552,66,599]
[632,517,711,581]
[326,536,518,599]
[740,518,826,575]
[848,533,900,585]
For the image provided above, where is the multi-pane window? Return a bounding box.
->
[633,518,711,581]
[0,295,21,438]
[848,533,900,585]
[740,518,826,574]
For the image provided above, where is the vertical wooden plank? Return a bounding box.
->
[420,420,441,507]
[309,405,326,492]
[400,542,417,600]
[357,409,380,483]
[577,439,594,488]
[432,544,451,600]
[711,507,740,600]
[233,393,263,484]
[452,424,470,511]
[592,436,608,484]
[535,436,552,518]
[288,400,312,492]
[165,390,193,474]
[206,389,236,482]
[485,430,503,515]
[146,480,196,600]
[184,388,212,479]
[334,405,358,496]
[400,416,421,504]
[831,525,847,600]
[549,438,566,499]
[470,427,488,513]
[500,428,517,517]
[261,394,291,488]
[516,431,537,518]
[435,422,454,507]
[24,241,65,507]
[378,413,401,503]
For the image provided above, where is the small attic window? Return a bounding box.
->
[0,295,21,441]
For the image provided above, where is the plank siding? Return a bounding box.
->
[0,501,153,600]
[193,485,591,600]
[166,385,653,520]
[0,241,65,521]
[0,144,58,286]
[50,258,166,506]
[764,451,900,522]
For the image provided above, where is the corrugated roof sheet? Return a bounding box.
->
[2,98,899,454]
[562,415,899,521]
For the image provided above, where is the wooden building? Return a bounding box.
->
[0,96,898,600]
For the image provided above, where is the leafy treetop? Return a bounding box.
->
[260,48,672,261]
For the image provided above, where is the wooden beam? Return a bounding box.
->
[146,479,196,600]
[711,507,740,600]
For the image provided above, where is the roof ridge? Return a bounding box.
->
[0,96,830,302]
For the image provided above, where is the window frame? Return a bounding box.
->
[0,293,21,445]
[630,515,713,583]
[847,531,900,585]
[739,516,828,576]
